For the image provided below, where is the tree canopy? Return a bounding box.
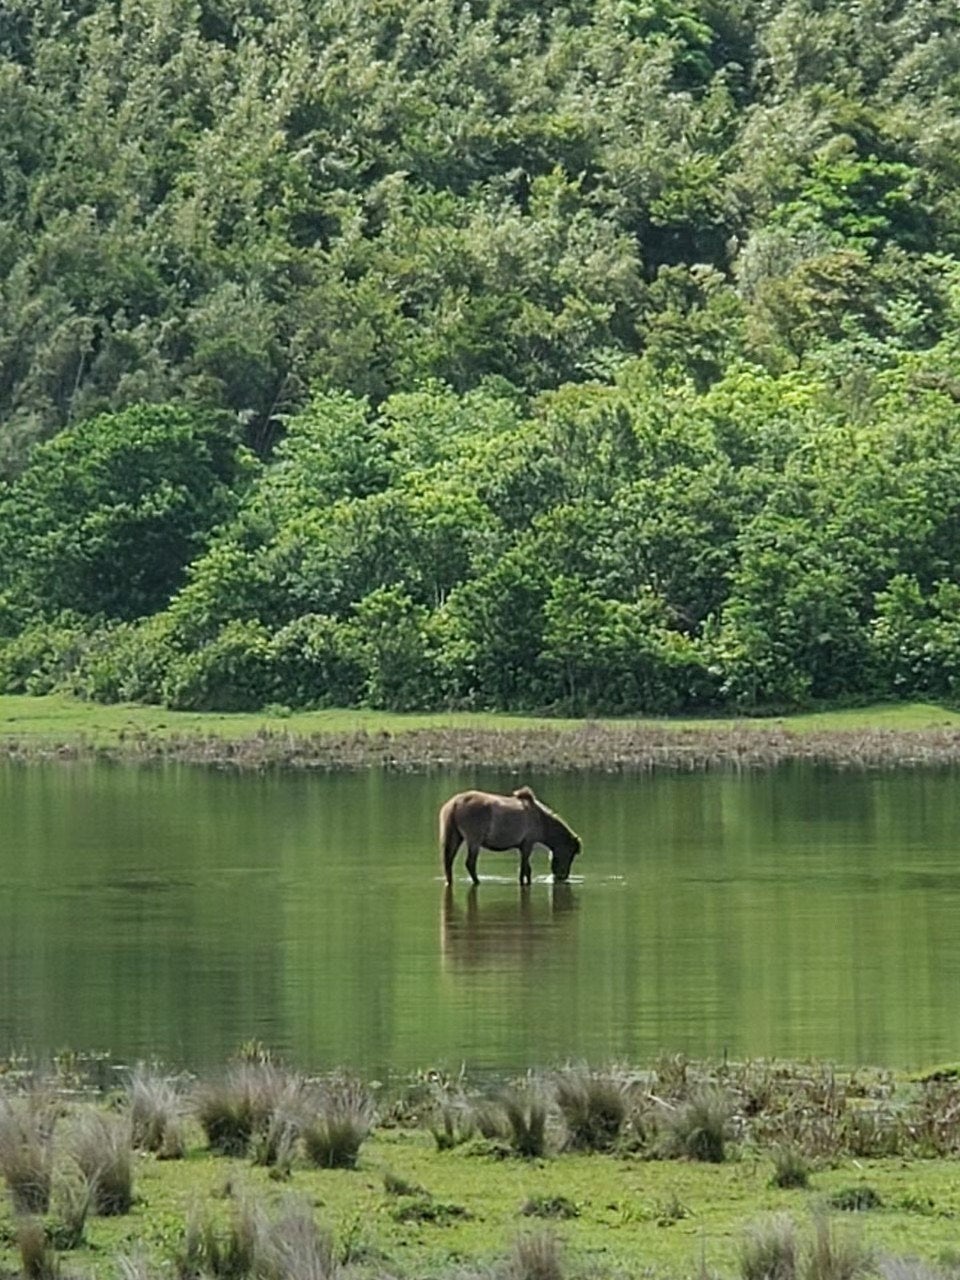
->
[2,0,960,714]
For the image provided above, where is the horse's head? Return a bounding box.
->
[549,828,581,883]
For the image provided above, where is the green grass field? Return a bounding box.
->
[1,693,958,747]
[3,1123,960,1279]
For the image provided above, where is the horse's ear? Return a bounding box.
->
[513,786,537,804]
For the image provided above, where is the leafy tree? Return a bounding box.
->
[0,403,249,624]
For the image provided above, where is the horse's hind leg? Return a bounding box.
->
[442,826,462,886]
[518,841,533,886]
[465,844,480,886]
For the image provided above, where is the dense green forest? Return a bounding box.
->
[2,0,960,714]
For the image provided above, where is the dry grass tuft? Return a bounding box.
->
[301,1076,376,1170]
[67,1110,134,1216]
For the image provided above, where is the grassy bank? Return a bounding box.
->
[3,1056,960,1279]
[1,695,960,771]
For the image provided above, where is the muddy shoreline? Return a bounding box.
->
[4,722,960,771]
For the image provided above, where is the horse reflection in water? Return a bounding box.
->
[440,882,578,971]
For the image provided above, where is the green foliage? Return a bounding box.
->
[0,404,248,622]
[3,2,960,714]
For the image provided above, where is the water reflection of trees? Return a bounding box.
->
[439,883,578,970]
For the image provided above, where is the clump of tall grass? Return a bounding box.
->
[116,1254,166,1280]
[663,1087,731,1162]
[126,1065,187,1158]
[251,1112,299,1178]
[175,1197,336,1280]
[842,1107,904,1158]
[47,1170,93,1249]
[654,1053,691,1100]
[301,1076,376,1170]
[255,1198,338,1280]
[740,1214,872,1280]
[771,1145,811,1189]
[67,1110,134,1216]
[0,1094,56,1213]
[506,1229,565,1280]
[501,1085,549,1159]
[429,1093,476,1151]
[740,1214,799,1280]
[876,1259,953,1280]
[806,1212,873,1280]
[553,1066,628,1152]
[472,1097,509,1140]
[194,1063,305,1159]
[911,1080,960,1156]
[175,1200,259,1280]
[16,1216,60,1280]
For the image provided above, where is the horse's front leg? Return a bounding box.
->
[518,841,533,886]
[465,845,481,885]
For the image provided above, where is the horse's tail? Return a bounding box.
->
[513,786,538,805]
[439,799,462,884]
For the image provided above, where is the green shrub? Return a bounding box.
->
[269,614,365,708]
[521,1194,579,1220]
[67,617,176,704]
[828,1186,883,1213]
[0,618,88,695]
[162,620,274,711]
[391,1195,470,1225]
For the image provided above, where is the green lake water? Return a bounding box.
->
[1,761,959,1075]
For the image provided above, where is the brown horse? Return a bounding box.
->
[439,786,581,886]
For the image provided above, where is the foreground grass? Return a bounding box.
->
[4,1058,960,1278]
[1,695,960,772]
[9,1130,958,1279]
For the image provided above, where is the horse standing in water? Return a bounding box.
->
[439,786,581,886]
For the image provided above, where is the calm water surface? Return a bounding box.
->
[1,762,959,1074]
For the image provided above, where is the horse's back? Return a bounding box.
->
[441,788,537,850]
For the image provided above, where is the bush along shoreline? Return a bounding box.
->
[2,1052,960,1279]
